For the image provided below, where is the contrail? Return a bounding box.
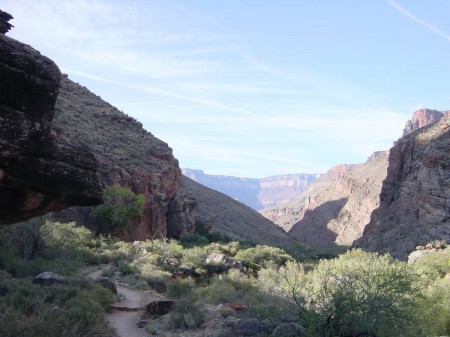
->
[386,0,450,42]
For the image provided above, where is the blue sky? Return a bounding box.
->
[4,1,450,177]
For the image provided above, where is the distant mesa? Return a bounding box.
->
[182,168,318,211]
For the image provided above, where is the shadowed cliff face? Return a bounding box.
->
[355,117,450,260]
[0,34,101,224]
[282,152,388,248]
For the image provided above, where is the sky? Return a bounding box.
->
[3,1,450,178]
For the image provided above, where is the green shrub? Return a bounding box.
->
[93,185,145,232]
[41,221,92,250]
[182,247,208,272]
[416,278,450,335]
[198,270,262,306]
[179,233,209,248]
[235,245,292,271]
[0,277,115,337]
[304,250,427,336]
[413,248,450,278]
[166,278,196,300]
[167,298,204,330]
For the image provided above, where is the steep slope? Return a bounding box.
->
[182,169,317,210]
[51,76,195,240]
[261,164,359,231]
[289,152,388,247]
[0,33,101,225]
[355,117,450,259]
[180,176,297,247]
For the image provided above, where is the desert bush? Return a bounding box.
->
[206,241,241,256]
[166,278,196,299]
[179,233,209,248]
[93,185,145,232]
[41,221,92,250]
[235,245,292,271]
[0,277,115,337]
[143,239,183,264]
[297,250,427,336]
[413,248,450,278]
[167,297,204,330]
[181,247,208,272]
[416,278,450,336]
[198,269,262,306]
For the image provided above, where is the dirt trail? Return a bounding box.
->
[87,264,163,337]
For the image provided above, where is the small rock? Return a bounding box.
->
[32,272,66,286]
[146,300,175,317]
[94,277,117,294]
[215,304,236,318]
[137,319,149,328]
[408,250,430,264]
[416,246,425,250]
[206,253,227,264]
[50,306,61,312]
[272,322,306,337]
[234,318,265,336]
[225,303,248,312]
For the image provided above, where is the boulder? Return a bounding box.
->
[234,318,265,336]
[272,322,306,337]
[0,34,101,225]
[94,277,117,294]
[32,272,66,286]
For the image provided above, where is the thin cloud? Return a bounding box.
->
[64,69,252,115]
[386,0,450,42]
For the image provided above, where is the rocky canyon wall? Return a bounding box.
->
[0,33,101,225]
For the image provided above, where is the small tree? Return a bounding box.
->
[94,185,145,233]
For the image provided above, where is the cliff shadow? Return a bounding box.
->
[288,197,349,247]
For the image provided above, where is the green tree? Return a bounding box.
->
[94,185,145,232]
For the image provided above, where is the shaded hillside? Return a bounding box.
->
[260,164,360,231]
[261,152,389,247]
[355,117,450,260]
[182,169,317,210]
[180,176,297,247]
[289,151,388,247]
[0,33,101,225]
[51,76,195,240]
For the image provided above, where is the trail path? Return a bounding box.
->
[87,264,164,337]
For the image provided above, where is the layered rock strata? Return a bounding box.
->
[182,169,317,210]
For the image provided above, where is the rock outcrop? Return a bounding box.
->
[0,10,13,35]
[0,34,101,225]
[180,176,297,247]
[403,108,450,136]
[51,76,195,240]
[355,117,450,259]
[182,169,317,210]
[262,152,388,247]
